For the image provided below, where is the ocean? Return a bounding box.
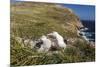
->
[81,20,95,42]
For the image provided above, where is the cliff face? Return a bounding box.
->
[11,2,83,38]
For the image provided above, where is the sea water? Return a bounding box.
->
[81,20,95,42]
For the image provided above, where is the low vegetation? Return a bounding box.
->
[11,38,95,66]
[10,2,95,66]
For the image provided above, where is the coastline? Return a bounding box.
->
[78,20,95,44]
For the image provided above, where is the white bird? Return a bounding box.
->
[47,31,66,48]
[37,35,52,52]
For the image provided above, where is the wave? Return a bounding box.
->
[79,20,95,42]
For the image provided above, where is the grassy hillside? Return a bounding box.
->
[11,2,83,39]
[10,2,95,66]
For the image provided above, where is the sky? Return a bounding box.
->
[11,0,95,21]
[62,4,95,21]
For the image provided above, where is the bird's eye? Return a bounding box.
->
[35,41,43,48]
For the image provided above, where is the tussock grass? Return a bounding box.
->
[11,37,95,66]
[10,2,95,66]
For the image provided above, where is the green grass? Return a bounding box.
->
[10,2,95,66]
[11,38,95,66]
[11,2,81,39]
